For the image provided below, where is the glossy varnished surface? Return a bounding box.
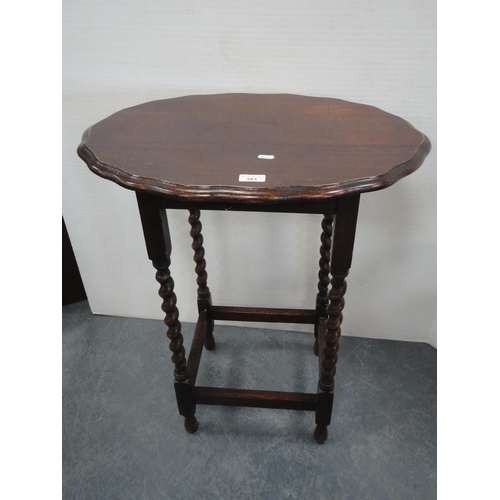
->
[78,93,430,203]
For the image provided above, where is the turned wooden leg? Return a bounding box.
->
[136,192,197,433]
[315,195,360,444]
[156,257,198,431]
[154,258,189,382]
[314,214,334,356]
[188,210,215,350]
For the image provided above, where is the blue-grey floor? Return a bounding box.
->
[63,301,436,499]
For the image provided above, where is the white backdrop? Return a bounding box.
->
[62,0,436,346]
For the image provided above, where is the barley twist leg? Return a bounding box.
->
[314,214,334,355]
[188,210,215,350]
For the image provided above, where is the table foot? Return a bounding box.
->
[184,415,199,434]
[313,424,328,444]
[204,331,215,350]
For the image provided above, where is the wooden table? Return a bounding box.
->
[78,93,431,444]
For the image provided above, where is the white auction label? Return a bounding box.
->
[238,174,266,182]
[258,154,275,160]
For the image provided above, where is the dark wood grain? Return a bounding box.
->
[187,311,208,387]
[154,258,188,382]
[188,210,215,349]
[81,94,431,444]
[319,195,360,392]
[314,318,333,444]
[314,214,334,355]
[137,192,201,432]
[158,197,338,215]
[188,210,210,301]
[315,194,360,443]
[137,194,188,383]
[193,386,317,411]
[78,93,430,203]
[211,305,316,324]
[136,192,171,261]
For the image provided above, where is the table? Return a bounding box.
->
[78,93,431,444]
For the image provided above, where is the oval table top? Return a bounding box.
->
[78,93,430,203]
